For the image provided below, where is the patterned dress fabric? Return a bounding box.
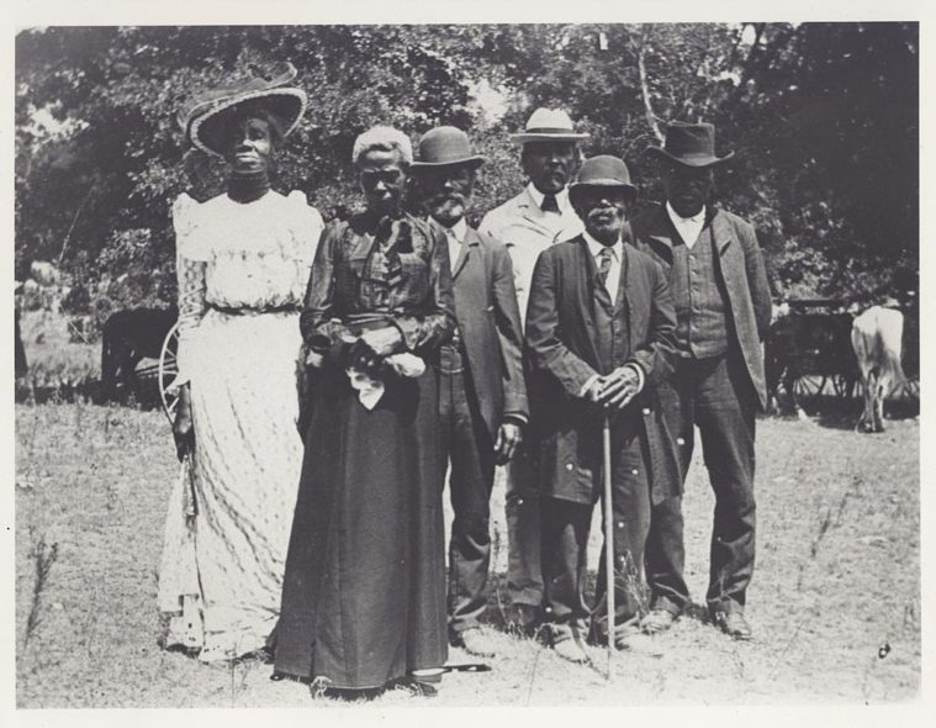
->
[158,190,323,661]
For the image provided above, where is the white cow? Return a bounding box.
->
[851,306,905,432]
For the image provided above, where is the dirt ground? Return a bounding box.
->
[14,401,920,707]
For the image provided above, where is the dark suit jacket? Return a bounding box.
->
[451,225,529,438]
[525,235,679,505]
[630,204,772,409]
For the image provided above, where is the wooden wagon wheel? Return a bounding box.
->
[903,377,920,402]
[793,374,823,399]
[830,373,855,398]
[158,321,181,424]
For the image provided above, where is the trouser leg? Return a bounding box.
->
[540,497,591,631]
[505,447,544,608]
[593,428,653,636]
[644,373,693,612]
[447,370,497,634]
[695,353,757,613]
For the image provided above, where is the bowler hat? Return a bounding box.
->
[646,122,734,167]
[411,126,485,170]
[510,107,590,145]
[569,155,637,203]
[178,62,307,157]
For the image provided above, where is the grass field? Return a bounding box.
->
[14,398,920,707]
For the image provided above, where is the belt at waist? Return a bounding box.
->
[208,302,301,316]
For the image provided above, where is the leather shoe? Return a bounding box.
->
[454,627,498,657]
[712,610,753,640]
[640,608,677,634]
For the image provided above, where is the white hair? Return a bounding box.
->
[352,126,413,167]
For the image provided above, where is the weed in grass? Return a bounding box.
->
[24,530,60,647]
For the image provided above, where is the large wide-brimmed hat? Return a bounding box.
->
[569,155,638,203]
[510,107,590,145]
[646,121,734,167]
[411,126,485,170]
[177,62,307,157]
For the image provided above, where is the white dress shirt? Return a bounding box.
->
[582,231,623,303]
[441,217,468,273]
[526,183,572,216]
[666,201,707,249]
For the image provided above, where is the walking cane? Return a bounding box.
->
[602,413,616,680]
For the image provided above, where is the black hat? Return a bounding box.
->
[646,122,734,167]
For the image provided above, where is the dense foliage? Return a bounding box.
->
[15,23,918,319]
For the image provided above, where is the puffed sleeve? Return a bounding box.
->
[287,191,325,304]
[172,193,207,389]
[299,221,355,365]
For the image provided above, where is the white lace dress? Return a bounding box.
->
[158,190,323,661]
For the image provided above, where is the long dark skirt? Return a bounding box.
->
[274,364,448,689]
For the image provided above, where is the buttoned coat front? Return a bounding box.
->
[630,204,772,409]
[524,236,680,506]
[450,226,529,437]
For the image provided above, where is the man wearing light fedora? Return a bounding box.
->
[411,126,528,657]
[631,122,772,640]
[478,107,588,631]
[525,155,677,661]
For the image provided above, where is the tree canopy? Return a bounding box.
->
[15,23,918,320]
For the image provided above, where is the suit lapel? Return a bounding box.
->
[451,229,477,280]
[573,237,602,367]
[709,207,734,254]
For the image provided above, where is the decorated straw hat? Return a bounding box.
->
[411,126,486,170]
[177,62,307,157]
[509,107,590,145]
[569,155,638,203]
[646,121,734,167]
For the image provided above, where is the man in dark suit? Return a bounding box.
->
[525,155,677,662]
[631,122,772,640]
[412,126,529,657]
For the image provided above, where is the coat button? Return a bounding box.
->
[642,407,650,415]
[565,462,574,471]
[631,468,639,475]
[677,437,686,446]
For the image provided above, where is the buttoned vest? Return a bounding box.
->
[593,254,631,374]
[670,222,729,358]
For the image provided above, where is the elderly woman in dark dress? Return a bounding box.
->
[274,126,456,696]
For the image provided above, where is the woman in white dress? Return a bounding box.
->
[158,64,323,662]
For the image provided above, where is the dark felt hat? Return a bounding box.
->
[646,121,734,167]
[177,62,307,157]
[411,126,485,170]
[569,155,638,202]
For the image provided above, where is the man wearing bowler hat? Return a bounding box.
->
[478,107,588,631]
[525,155,677,662]
[631,122,772,640]
[411,126,529,657]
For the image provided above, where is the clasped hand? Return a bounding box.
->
[346,326,404,376]
[585,366,642,410]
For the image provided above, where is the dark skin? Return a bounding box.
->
[415,161,522,465]
[172,115,278,460]
[659,158,715,218]
[521,141,579,195]
[571,186,642,411]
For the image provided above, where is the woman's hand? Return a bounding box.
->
[172,383,195,461]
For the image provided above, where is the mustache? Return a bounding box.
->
[427,192,467,205]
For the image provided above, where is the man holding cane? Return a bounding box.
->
[525,155,678,663]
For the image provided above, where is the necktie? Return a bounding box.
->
[541,193,560,213]
[597,247,613,291]
[445,226,461,272]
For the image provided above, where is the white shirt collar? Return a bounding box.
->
[666,201,707,248]
[582,230,622,260]
[442,217,468,243]
[526,183,571,214]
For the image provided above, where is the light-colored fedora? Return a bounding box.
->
[178,62,307,157]
[510,107,590,145]
[411,126,485,170]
